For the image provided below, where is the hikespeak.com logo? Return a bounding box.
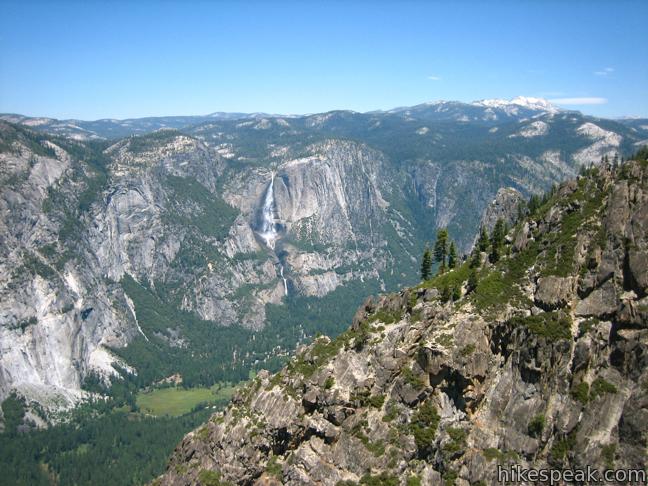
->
[497,465,647,484]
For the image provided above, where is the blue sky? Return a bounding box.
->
[1,0,646,119]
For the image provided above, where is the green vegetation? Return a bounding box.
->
[368,308,402,325]
[402,366,425,390]
[324,376,335,389]
[198,469,232,486]
[443,427,467,456]
[0,123,57,157]
[335,472,399,486]
[482,448,519,463]
[136,383,235,416]
[528,414,545,437]
[459,344,476,357]
[508,311,572,341]
[420,246,433,281]
[350,420,385,458]
[476,226,489,253]
[21,252,56,279]
[447,241,458,269]
[406,476,422,486]
[368,394,386,408]
[382,403,398,423]
[288,336,345,379]
[359,472,399,486]
[489,218,506,264]
[409,399,440,457]
[350,390,385,409]
[419,259,471,300]
[550,432,577,462]
[483,448,502,461]
[118,273,376,390]
[443,469,458,486]
[470,238,538,314]
[0,404,212,486]
[633,145,648,163]
[1,393,26,436]
[539,176,607,278]
[590,378,618,400]
[165,175,238,241]
[127,129,183,154]
[601,444,616,468]
[10,316,38,332]
[433,228,449,272]
[265,456,283,478]
[571,382,591,404]
[571,378,617,404]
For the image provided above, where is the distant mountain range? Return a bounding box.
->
[3,97,646,142]
[1,97,647,419]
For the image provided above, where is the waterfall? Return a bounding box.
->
[256,172,288,296]
[258,173,279,249]
[280,265,288,296]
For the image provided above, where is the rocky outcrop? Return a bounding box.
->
[534,276,575,310]
[156,160,648,485]
[0,124,136,415]
[479,187,524,234]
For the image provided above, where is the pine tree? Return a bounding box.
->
[516,201,526,223]
[433,228,449,274]
[477,227,489,253]
[452,285,461,301]
[528,194,542,215]
[441,283,452,302]
[448,241,458,269]
[469,249,481,268]
[420,246,432,281]
[466,268,479,293]
[489,218,506,263]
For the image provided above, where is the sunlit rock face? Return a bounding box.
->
[1,101,645,416]
[158,160,648,486]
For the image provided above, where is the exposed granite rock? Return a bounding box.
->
[479,187,524,235]
[156,160,648,485]
[534,276,575,310]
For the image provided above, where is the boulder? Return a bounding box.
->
[534,276,574,310]
[575,280,618,318]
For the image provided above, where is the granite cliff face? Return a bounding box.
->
[157,159,648,485]
[0,125,414,416]
[1,101,645,420]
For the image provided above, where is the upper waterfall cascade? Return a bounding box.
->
[256,172,288,296]
[257,173,280,249]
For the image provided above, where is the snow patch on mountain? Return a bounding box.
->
[473,96,559,114]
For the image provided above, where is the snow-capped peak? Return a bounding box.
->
[473,96,559,113]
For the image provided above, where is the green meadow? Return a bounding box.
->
[136,383,237,416]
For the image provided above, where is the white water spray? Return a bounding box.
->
[258,173,279,249]
[256,172,288,296]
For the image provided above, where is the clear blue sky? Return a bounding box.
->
[1,0,647,119]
